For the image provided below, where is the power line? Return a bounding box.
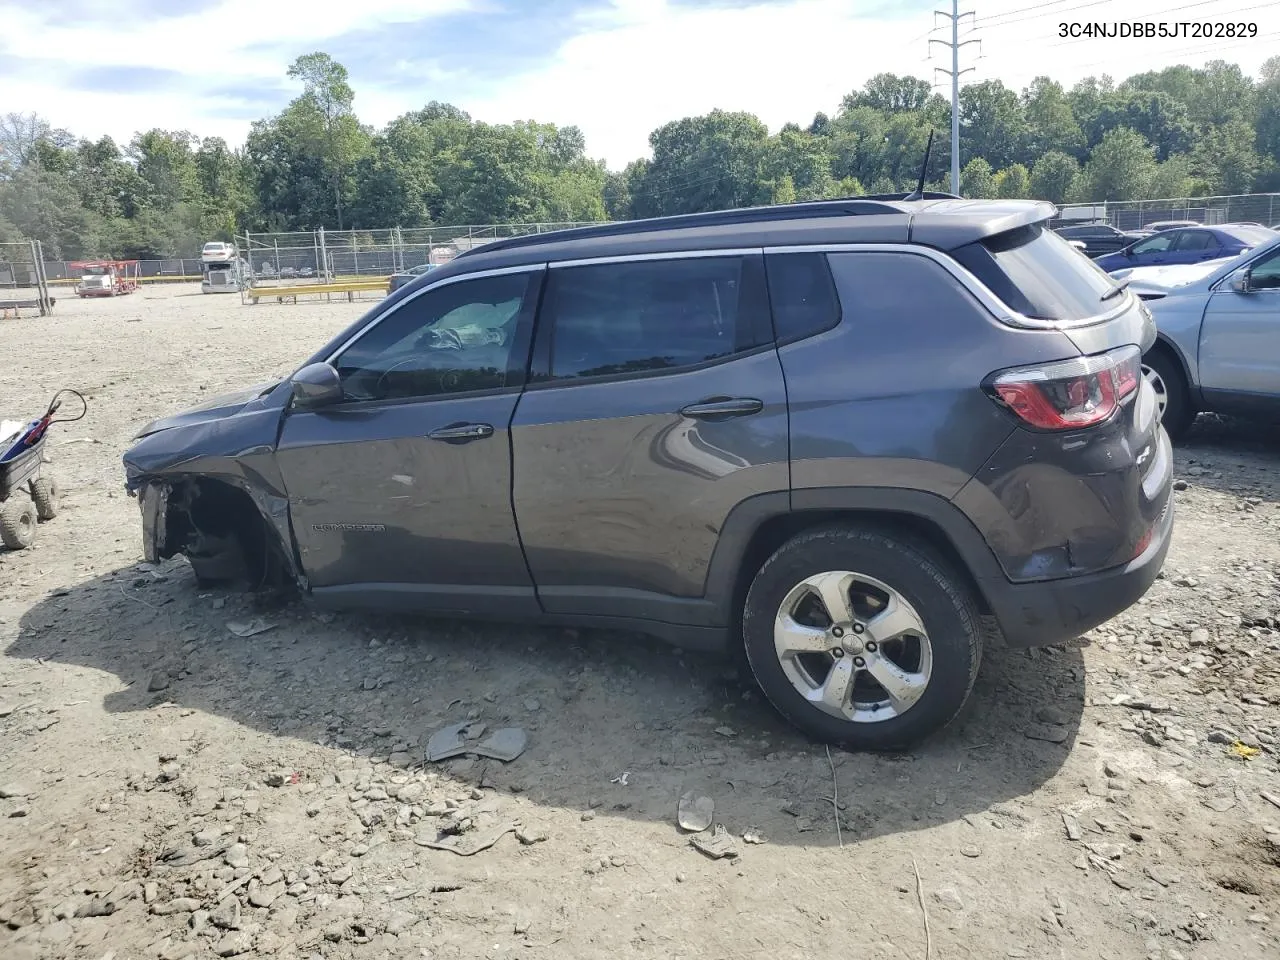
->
[1068,27,1280,72]
[977,0,1118,31]
[971,0,1078,25]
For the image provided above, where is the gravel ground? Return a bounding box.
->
[1,285,1278,960]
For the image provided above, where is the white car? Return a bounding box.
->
[201,241,237,262]
[1107,258,1237,298]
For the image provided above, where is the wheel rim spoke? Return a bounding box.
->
[775,615,834,657]
[865,598,924,645]
[810,571,856,625]
[807,656,855,716]
[862,653,928,714]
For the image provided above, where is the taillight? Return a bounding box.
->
[987,346,1142,431]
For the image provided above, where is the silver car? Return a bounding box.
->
[1132,234,1280,438]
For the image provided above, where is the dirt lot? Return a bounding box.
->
[1,284,1278,960]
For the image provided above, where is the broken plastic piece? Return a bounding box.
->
[743,827,768,845]
[226,618,274,638]
[426,722,471,762]
[473,727,528,762]
[690,823,738,860]
[677,792,714,833]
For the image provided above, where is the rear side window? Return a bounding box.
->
[765,252,841,343]
[953,223,1117,322]
[825,251,990,327]
[543,256,767,380]
[1173,230,1216,251]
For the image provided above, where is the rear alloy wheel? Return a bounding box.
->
[1141,348,1194,441]
[1141,362,1169,419]
[743,527,983,750]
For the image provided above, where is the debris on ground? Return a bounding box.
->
[226,618,275,638]
[677,792,714,832]
[690,823,739,860]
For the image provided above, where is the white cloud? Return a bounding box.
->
[2,0,1275,168]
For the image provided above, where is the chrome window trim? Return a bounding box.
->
[324,263,546,365]
[547,248,762,269]
[762,242,1133,330]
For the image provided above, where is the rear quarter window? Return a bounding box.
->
[952,223,1116,322]
[764,252,841,343]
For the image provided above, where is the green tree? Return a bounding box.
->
[630,110,770,218]
[1192,120,1259,194]
[960,80,1030,169]
[1077,127,1157,201]
[994,163,1031,199]
[285,52,368,228]
[1149,155,1193,198]
[1022,78,1085,160]
[1028,151,1079,204]
[845,73,934,114]
[960,157,996,198]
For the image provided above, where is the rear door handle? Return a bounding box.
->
[427,422,494,442]
[679,397,764,419]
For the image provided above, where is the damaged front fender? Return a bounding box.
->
[138,480,170,564]
[123,383,305,588]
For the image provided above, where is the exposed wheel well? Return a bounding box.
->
[163,477,289,588]
[729,509,994,631]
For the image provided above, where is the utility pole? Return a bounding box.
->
[930,1,979,194]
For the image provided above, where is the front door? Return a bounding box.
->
[509,252,790,626]
[1198,246,1280,409]
[276,266,544,614]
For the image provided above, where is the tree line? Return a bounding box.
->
[2,52,1278,261]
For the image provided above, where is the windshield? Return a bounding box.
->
[953,223,1117,321]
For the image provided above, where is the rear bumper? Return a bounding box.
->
[983,491,1173,647]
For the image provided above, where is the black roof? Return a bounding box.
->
[421,197,1056,285]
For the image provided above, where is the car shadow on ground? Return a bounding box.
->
[1176,414,1280,504]
[11,563,1085,848]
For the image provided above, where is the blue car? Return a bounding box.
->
[1095,224,1275,273]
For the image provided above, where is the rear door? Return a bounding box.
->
[1198,246,1280,406]
[276,266,543,612]
[509,252,789,625]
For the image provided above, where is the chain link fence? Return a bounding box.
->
[239,222,601,289]
[0,241,54,318]
[1056,193,1280,231]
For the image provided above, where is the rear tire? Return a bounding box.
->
[1,498,38,550]
[742,526,983,750]
[32,475,60,521]
[1143,347,1194,441]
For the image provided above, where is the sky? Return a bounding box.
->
[1,0,1276,170]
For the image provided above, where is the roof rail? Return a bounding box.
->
[458,199,910,257]
[860,191,963,201]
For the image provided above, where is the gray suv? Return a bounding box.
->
[123,197,1174,749]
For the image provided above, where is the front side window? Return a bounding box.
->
[1132,234,1174,254]
[335,272,532,402]
[1248,248,1280,290]
[543,256,762,380]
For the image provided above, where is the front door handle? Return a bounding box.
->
[679,397,764,419]
[427,422,494,442]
